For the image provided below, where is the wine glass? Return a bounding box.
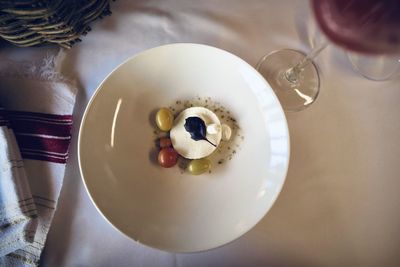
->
[257,0,400,112]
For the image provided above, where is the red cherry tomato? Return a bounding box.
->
[158,147,178,168]
[159,137,172,148]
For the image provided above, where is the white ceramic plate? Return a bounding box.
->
[78,43,290,252]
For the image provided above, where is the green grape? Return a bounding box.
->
[187,158,211,175]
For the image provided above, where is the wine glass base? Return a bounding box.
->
[256,49,320,112]
[347,52,400,81]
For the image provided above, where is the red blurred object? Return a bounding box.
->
[158,148,178,168]
[312,0,400,54]
[158,137,172,148]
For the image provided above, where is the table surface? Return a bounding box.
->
[2,0,400,266]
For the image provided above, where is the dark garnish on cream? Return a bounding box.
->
[184,117,216,147]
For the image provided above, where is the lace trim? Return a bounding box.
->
[0,49,73,85]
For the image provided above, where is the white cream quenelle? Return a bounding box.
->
[170,107,232,159]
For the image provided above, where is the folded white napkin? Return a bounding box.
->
[0,52,76,266]
[0,110,38,258]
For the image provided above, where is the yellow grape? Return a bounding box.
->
[156,108,173,131]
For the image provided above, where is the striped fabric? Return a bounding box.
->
[0,53,76,266]
[0,107,8,127]
[0,107,75,266]
[0,110,73,164]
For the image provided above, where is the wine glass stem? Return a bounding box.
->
[285,42,329,84]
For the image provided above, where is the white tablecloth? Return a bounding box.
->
[2,0,400,266]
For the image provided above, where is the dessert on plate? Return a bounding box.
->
[153,105,232,175]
